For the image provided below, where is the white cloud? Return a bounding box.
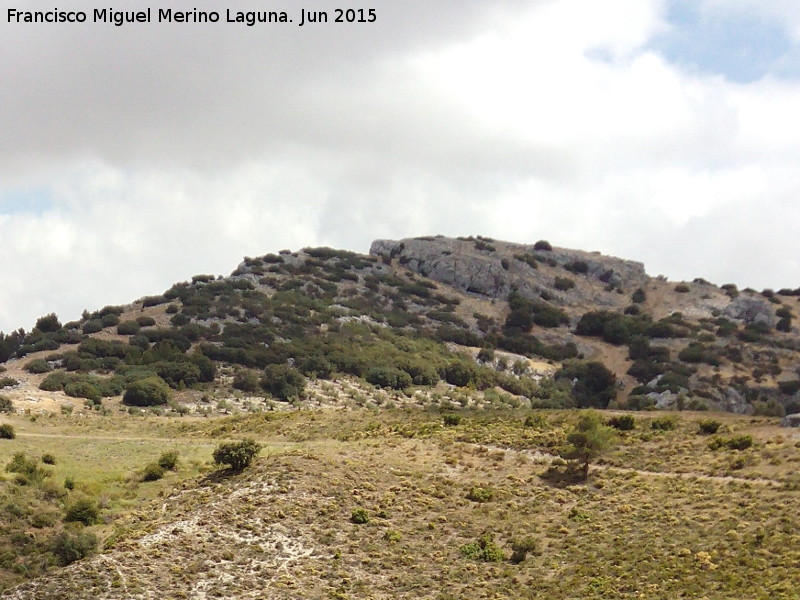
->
[1,0,800,331]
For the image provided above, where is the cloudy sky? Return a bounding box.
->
[1,0,800,331]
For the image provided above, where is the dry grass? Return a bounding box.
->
[1,406,799,599]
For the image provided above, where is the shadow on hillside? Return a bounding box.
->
[539,463,588,488]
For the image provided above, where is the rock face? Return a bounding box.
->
[781,413,800,427]
[723,296,778,328]
[369,236,648,307]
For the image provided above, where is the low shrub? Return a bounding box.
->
[533,240,552,251]
[51,530,98,566]
[0,423,15,439]
[142,463,165,481]
[466,486,495,503]
[213,438,262,471]
[698,420,721,435]
[64,497,100,525]
[709,435,753,451]
[510,537,538,564]
[443,414,462,426]
[460,533,506,562]
[350,508,370,524]
[607,415,635,431]
[24,359,51,374]
[117,320,141,335]
[158,450,179,470]
[0,395,14,413]
[650,416,678,431]
[122,376,171,406]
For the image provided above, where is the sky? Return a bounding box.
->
[1,0,800,331]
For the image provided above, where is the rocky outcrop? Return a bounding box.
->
[781,413,800,427]
[369,236,648,307]
[722,296,778,328]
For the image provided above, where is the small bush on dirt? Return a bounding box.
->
[533,240,552,251]
[0,423,15,439]
[350,508,370,524]
[64,497,100,525]
[650,416,678,431]
[117,320,141,335]
[554,276,575,291]
[42,453,56,465]
[607,415,635,431]
[213,438,262,471]
[709,435,753,451]
[0,395,13,413]
[24,359,51,374]
[158,450,179,471]
[443,414,462,426]
[698,420,721,435]
[142,463,165,481]
[466,486,495,503]
[460,532,506,562]
[510,537,538,564]
[51,530,98,566]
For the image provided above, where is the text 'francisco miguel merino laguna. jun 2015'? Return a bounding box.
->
[6,7,377,27]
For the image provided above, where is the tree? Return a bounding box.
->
[213,439,262,471]
[122,376,171,406]
[260,364,305,401]
[564,411,615,478]
[35,313,62,333]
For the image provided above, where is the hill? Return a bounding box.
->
[0,235,798,598]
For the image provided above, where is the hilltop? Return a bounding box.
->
[0,235,798,598]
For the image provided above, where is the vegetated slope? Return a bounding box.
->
[3,409,800,600]
[1,235,798,421]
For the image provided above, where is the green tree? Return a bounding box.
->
[260,364,305,401]
[564,411,615,478]
[122,376,171,406]
[213,438,262,471]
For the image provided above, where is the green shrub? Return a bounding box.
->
[260,364,305,401]
[0,377,19,388]
[232,369,260,392]
[158,450,179,470]
[466,486,495,503]
[64,380,102,402]
[82,319,103,334]
[350,508,370,524]
[117,320,141,335]
[709,435,753,451]
[533,240,552,251]
[122,376,171,406]
[24,359,51,374]
[460,533,506,562]
[100,313,120,327]
[212,438,262,471]
[443,414,462,426]
[51,530,98,566]
[510,537,538,564]
[136,315,157,327]
[64,497,100,525]
[142,463,165,481]
[650,416,678,431]
[365,366,412,390]
[35,313,62,333]
[607,415,635,431]
[555,361,617,408]
[675,283,690,293]
[0,423,15,439]
[698,420,721,434]
[42,453,56,465]
[0,395,14,413]
[554,276,575,291]
[632,288,646,303]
